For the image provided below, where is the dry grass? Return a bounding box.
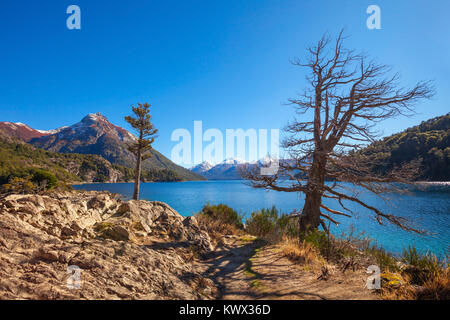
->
[416,267,450,300]
[195,214,243,246]
[279,237,325,268]
[279,233,449,300]
[197,204,449,300]
[380,286,416,300]
[380,267,450,300]
[379,272,416,300]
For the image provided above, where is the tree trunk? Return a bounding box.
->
[133,149,141,200]
[298,152,326,235]
[298,190,322,234]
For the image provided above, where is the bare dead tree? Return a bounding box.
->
[242,30,434,235]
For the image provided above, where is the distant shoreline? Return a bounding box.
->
[71,180,205,186]
[414,181,450,186]
[72,180,450,186]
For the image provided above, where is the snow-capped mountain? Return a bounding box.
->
[0,121,69,142]
[190,161,214,175]
[221,158,246,165]
[190,157,289,180]
[28,113,202,180]
[36,126,69,135]
[0,121,48,142]
[34,113,137,145]
[190,158,248,180]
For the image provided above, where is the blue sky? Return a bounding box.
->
[0,0,449,165]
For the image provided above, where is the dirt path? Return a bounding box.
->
[200,236,376,300]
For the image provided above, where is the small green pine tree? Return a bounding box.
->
[125,103,158,200]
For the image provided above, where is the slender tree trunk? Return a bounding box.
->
[133,150,141,200]
[298,152,326,234]
[133,129,143,200]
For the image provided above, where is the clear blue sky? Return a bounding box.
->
[0,0,448,165]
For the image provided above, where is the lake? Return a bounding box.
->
[73,180,450,258]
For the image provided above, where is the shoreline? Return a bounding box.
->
[71,180,200,186]
[71,181,450,259]
[72,180,450,186]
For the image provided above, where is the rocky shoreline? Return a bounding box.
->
[0,191,217,299]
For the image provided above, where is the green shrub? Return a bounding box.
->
[402,246,445,283]
[30,169,58,189]
[303,229,329,252]
[246,207,299,240]
[199,204,244,229]
[276,214,300,237]
[1,176,37,194]
[365,245,400,272]
[246,207,278,238]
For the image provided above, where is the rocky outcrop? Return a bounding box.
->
[0,191,216,299]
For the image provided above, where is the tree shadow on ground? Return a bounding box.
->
[201,239,328,300]
[201,239,265,298]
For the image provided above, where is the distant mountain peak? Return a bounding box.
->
[58,113,136,143]
[23,113,203,181]
[82,112,107,123]
[0,121,48,142]
[221,158,245,165]
[190,161,214,172]
[199,160,214,167]
[190,158,247,180]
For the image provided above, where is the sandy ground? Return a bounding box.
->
[199,236,377,300]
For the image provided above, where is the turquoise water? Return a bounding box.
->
[73,180,450,258]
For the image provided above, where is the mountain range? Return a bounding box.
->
[190,158,247,180]
[1,112,448,184]
[0,113,204,183]
[191,113,450,181]
[0,122,59,142]
[190,158,283,180]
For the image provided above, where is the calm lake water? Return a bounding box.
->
[74,180,450,258]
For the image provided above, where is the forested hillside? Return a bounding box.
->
[354,113,450,181]
[0,138,119,184]
[0,138,187,185]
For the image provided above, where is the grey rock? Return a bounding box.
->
[0,191,216,300]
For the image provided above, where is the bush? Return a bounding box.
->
[199,204,244,229]
[196,214,243,246]
[417,268,450,300]
[30,169,58,189]
[303,229,329,251]
[245,207,298,241]
[380,250,449,300]
[246,207,278,238]
[1,176,37,194]
[402,246,445,283]
[276,214,300,238]
[366,245,401,273]
[1,168,58,194]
